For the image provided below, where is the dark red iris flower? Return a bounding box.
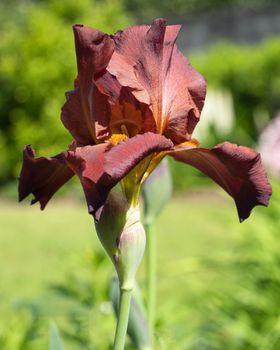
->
[19,19,272,222]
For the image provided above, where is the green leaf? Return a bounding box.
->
[49,322,64,350]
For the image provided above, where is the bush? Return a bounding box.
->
[0,0,131,183]
[178,182,280,349]
[192,38,280,146]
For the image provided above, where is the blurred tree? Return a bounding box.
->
[123,0,280,21]
[192,39,280,146]
[0,0,131,183]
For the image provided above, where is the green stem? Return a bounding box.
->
[113,288,133,350]
[145,223,156,346]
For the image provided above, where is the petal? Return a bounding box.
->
[163,45,206,143]
[73,25,114,79]
[74,24,114,141]
[108,18,206,143]
[65,133,174,220]
[104,132,173,181]
[61,87,93,145]
[170,142,272,222]
[96,74,157,135]
[61,25,115,144]
[61,83,111,145]
[18,146,74,209]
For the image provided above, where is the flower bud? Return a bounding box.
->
[95,188,146,290]
[142,159,172,225]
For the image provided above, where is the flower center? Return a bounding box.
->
[176,138,200,149]
[109,101,142,137]
[108,133,129,146]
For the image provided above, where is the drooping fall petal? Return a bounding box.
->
[18,146,74,209]
[61,25,115,144]
[65,142,108,219]
[170,142,272,222]
[108,18,206,143]
[65,132,174,220]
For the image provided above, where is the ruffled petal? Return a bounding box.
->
[162,45,206,143]
[18,146,74,209]
[108,18,206,143]
[61,83,112,145]
[61,25,115,144]
[65,132,174,220]
[73,25,114,79]
[61,87,93,145]
[96,74,157,135]
[170,142,272,222]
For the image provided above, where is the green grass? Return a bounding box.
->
[0,190,234,305]
[0,200,94,305]
[0,187,278,349]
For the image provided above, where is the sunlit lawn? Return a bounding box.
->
[0,190,233,300]
[0,189,271,348]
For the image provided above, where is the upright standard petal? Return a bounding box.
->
[65,133,174,220]
[61,25,115,144]
[18,146,74,209]
[171,142,272,222]
[108,19,206,144]
[61,83,111,145]
[96,73,157,136]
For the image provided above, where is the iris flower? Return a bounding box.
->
[19,19,271,223]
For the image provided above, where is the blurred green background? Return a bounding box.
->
[1,0,280,349]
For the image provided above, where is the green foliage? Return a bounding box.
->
[0,0,131,183]
[175,183,280,349]
[123,0,279,20]
[1,185,280,348]
[49,323,64,350]
[0,309,45,350]
[192,38,280,145]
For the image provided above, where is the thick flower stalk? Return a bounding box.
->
[19,18,272,349]
[95,188,146,349]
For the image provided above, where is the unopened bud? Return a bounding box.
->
[95,188,146,290]
[142,159,172,225]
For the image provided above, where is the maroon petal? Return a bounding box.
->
[73,25,114,79]
[162,45,206,143]
[61,25,115,144]
[108,18,206,143]
[18,146,74,209]
[65,133,174,220]
[104,132,173,181]
[61,87,93,145]
[170,142,272,222]
[96,73,157,135]
[61,83,111,145]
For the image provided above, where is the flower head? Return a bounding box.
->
[19,19,271,223]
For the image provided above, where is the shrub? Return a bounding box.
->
[0,0,131,183]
